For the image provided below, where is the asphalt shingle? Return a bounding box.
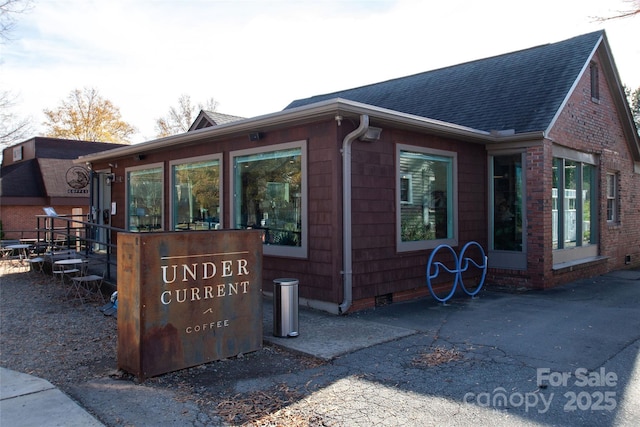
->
[285,31,603,134]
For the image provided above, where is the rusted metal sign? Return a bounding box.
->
[117,230,263,379]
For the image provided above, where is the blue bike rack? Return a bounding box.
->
[426,241,487,304]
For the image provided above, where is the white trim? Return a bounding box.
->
[125,162,165,232]
[487,152,528,270]
[12,145,22,161]
[229,140,308,259]
[605,172,618,223]
[400,174,413,204]
[76,99,498,165]
[553,244,599,265]
[169,153,223,231]
[396,144,458,252]
[552,144,597,165]
[545,35,602,135]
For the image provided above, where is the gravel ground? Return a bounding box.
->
[4,261,638,426]
[0,263,118,387]
[0,262,327,426]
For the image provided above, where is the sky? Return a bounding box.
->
[2,0,639,143]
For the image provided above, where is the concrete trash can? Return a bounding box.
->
[273,278,299,337]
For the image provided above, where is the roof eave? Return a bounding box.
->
[598,36,640,161]
[77,99,500,164]
[545,32,640,162]
[187,110,212,132]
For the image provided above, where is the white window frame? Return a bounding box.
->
[229,140,308,258]
[169,154,223,231]
[606,172,618,223]
[551,147,599,265]
[396,144,458,252]
[400,174,413,204]
[125,162,165,232]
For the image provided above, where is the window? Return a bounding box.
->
[127,164,163,232]
[582,165,593,245]
[170,156,222,231]
[552,158,596,251]
[397,144,456,251]
[606,173,618,223]
[492,154,523,252]
[400,174,413,204]
[590,62,600,102]
[231,141,307,258]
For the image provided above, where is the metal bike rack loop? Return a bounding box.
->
[426,241,487,305]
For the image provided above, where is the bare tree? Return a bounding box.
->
[43,88,136,143]
[594,0,640,20]
[625,85,640,135]
[0,90,32,147]
[0,0,33,42]
[1,0,33,149]
[155,94,219,138]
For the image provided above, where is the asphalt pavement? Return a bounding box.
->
[2,268,639,426]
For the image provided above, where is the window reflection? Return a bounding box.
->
[493,154,523,252]
[399,150,453,242]
[128,166,163,232]
[552,157,596,250]
[172,159,220,230]
[234,148,302,247]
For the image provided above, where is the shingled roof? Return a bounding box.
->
[188,110,245,132]
[1,137,126,198]
[0,159,44,197]
[285,31,604,134]
[31,138,121,159]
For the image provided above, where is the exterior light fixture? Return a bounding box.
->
[359,127,382,142]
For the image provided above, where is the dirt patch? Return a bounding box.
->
[411,346,463,367]
[1,265,328,426]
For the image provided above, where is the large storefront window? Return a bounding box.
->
[397,145,456,251]
[231,141,306,257]
[171,156,221,230]
[127,165,163,232]
[552,157,596,255]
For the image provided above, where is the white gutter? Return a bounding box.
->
[75,98,494,165]
[339,115,371,314]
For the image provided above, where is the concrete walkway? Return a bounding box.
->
[2,267,639,426]
[0,367,104,427]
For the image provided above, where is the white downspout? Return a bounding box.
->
[339,115,370,314]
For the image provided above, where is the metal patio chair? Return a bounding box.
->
[70,261,107,304]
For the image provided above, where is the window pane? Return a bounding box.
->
[493,154,523,251]
[564,160,577,248]
[582,164,593,245]
[606,173,616,222]
[553,156,599,257]
[611,175,616,197]
[399,150,452,242]
[234,148,302,247]
[400,175,412,203]
[173,159,220,230]
[128,167,163,232]
[552,158,560,249]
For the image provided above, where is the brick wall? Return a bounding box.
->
[546,49,640,277]
[524,143,554,288]
[486,47,640,291]
[0,205,84,240]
